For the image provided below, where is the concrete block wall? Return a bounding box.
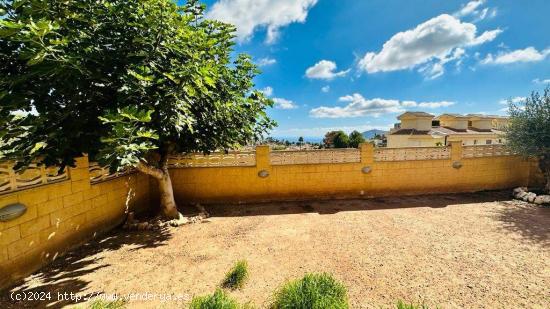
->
[0,157,151,290]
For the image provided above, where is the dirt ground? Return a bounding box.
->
[1,191,549,309]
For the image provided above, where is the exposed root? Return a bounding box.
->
[123,205,209,231]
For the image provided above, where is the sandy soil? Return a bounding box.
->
[1,191,549,309]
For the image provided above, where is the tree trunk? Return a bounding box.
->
[157,172,180,219]
[136,161,180,220]
[539,154,550,194]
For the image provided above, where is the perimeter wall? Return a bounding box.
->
[0,142,543,290]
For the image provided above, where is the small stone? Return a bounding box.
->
[513,187,526,195]
[534,195,550,205]
[516,191,528,199]
[526,192,537,203]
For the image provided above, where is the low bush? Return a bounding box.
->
[222,260,249,290]
[189,289,241,309]
[271,273,348,309]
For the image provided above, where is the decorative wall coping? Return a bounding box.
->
[89,162,135,184]
[0,163,69,195]
[270,148,360,165]
[0,143,517,195]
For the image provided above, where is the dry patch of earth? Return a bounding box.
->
[1,191,549,308]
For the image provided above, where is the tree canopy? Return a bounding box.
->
[348,130,365,148]
[323,130,351,148]
[505,87,550,192]
[0,0,275,168]
[0,0,275,218]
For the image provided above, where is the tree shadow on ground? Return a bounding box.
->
[0,227,171,309]
[207,190,513,217]
[494,201,550,247]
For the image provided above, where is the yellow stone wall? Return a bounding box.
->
[0,156,151,290]
[169,143,534,204]
[0,144,543,290]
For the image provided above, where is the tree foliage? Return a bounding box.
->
[323,130,350,148]
[506,88,550,156]
[348,130,365,148]
[505,87,550,192]
[0,0,275,172]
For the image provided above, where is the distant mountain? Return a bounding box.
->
[362,129,387,139]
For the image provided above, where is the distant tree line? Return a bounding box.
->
[263,137,321,149]
[323,130,365,148]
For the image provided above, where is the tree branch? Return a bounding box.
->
[136,161,164,179]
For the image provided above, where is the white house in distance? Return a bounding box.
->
[386,112,508,148]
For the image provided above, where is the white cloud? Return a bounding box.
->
[273,97,298,109]
[533,78,550,84]
[260,87,297,109]
[499,105,524,113]
[499,96,525,104]
[455,0,485,17]
[309,93,454,118]
[454,1,496,22]
[260,86,273,96]
[207,0,318,44]
[481,47,550,65]
[305,60,350,80]
[321,86,330,93]
[358,14,501,78]
[477,7,489,20]
[257,57,277,66]
[419,47,466,79]
[469,29,502,46]
[401,101,418,107]
[400,100,455,108]
[418,101,455,108]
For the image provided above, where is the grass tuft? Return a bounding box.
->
[88,299,126,309]
[189,289,241,309]
[222,260,249,290]
[271,272,348,309]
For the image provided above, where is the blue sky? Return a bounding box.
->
[198,0,550,138]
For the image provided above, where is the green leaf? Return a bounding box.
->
[27,51,46,66]
[30,142,47,154]
[0,20,24,29]
[128,69,153,82]
[136,131,159,139]
[162,72,179,83]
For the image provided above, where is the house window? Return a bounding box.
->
[486,140,492,145]
[498,139,502,144]
[473,140,477,145]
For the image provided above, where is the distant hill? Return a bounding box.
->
[362,129,387,139]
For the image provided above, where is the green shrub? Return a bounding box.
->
[88,299,126,309]
[189,289,240,309]
[271,273,348,309]
[396,300,432,309]
[222,260,249,290]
